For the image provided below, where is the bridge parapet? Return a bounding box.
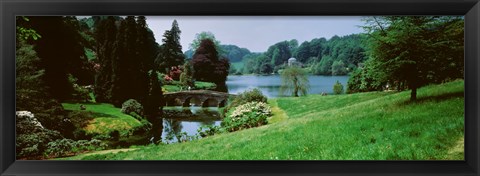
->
[164,90,234,107]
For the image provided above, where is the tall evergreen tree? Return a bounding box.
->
[156,20,184,72]
[145,69,164,117]
[94,16,118,103]
[136,16,159,105]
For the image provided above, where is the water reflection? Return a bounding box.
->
[160,107,222,143]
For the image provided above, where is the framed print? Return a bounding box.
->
[1,0,479,175]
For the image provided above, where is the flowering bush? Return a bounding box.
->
[168,66,183,80]
[164,75,173,83]
[223,88,268,115]
[222,101,272,132]
[16,111,63,159]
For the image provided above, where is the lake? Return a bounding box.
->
[227,75,350,98]
[150,75,350,144]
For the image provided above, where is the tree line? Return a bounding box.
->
[236,34,367,76]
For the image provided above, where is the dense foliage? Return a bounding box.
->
[191,39,230,92]
[94,16,158,107]
[347,16,464,100]
[241,35,366,75]
[27,16,94,101]
[16,16,163,159]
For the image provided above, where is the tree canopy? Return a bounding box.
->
[347,16,464,100]
[279,66,310,97]
[156,20,185,72]
[191,38,230,92]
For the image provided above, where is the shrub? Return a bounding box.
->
[45,138,108,158]
[15,111,63,159]
[129,112,144,121]
[129,119,152,136]
[16,130,63,159]
[121,99,144,116]
[222,101,272,132]
[333,80,344,95]
[197,125,224,137]
[224,88,268,114]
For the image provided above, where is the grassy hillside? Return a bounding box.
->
[62,103,142,136]
[63,80,464,160]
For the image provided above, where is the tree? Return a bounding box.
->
[136,16,159,105]
[144,69,164,117]
[156,20,184,72]
[180,61,194,88]
[189,31,223,53]
[94,16,159,107]
[191,38,230,92]
[333,80,344,94]
[29,16,92,101]
[220,44,251,63]
[331,60,347,75]
[363,16,464,101]
[288,39,299,51]
[94,16,118,102]
[279,66,310,97]
[267,41,292,67]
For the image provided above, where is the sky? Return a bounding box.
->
[146,16,365,53]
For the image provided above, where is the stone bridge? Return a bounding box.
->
[164,90,235,107]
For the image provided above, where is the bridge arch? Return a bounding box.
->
[183,97,202,107]
[166,97,183,106]
[202,98,219,107]
[218,99,226,107]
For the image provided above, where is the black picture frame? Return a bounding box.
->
[1,0,479,175]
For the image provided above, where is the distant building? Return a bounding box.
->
[288,57,298,66]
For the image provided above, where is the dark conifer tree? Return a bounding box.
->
[156,20,185,72]
[94,16,118,103]
[144,69,164,117]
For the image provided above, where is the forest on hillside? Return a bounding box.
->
[184,33,367,76]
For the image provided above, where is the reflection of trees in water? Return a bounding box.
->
[163,118,183,142]
[148,117,164,144]
[199,121,215,127]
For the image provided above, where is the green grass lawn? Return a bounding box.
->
[63,80,464,160]
[62,103,141,136]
